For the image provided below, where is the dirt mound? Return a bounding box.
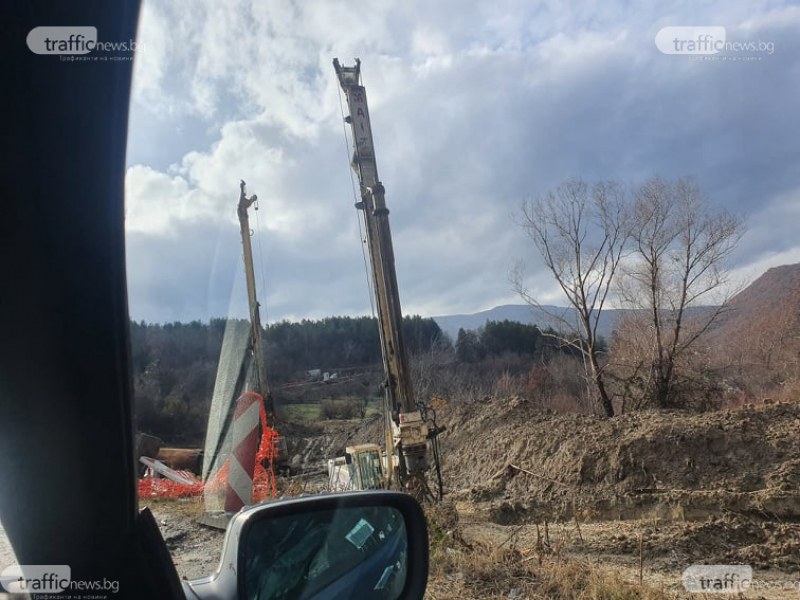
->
[281,414,385,471]
[439,397,800,521]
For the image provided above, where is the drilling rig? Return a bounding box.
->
[333,58,442,500]
[237,180,272,412]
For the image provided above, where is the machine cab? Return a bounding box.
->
[328,444,384,491]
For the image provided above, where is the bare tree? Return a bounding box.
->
[614,177,744,408]
[513,180,628,417]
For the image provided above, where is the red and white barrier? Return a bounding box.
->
[224,391,262,512]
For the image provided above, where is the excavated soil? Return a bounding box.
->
[427,397,800,597]
[439,397,800,523]
[280,414,384,474]
[6,400,796,592]
[152,399,800,596]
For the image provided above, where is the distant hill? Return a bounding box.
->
[716,264,800,329]
[708,263,800,358]
[433,304,620,341]
[433,302,721,342]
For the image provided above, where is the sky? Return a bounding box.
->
[124,0,800,325]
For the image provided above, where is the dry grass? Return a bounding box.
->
[426,542,674,599]
[425,503,673,600]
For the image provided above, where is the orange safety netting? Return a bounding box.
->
[252,399,280,503]
[137,475,204,499]
[138,399,280,503]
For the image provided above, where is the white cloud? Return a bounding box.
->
[125,166,202,235]
[125,0,800,323]
[130,3,171,112]
[739,4,800,32]
[731,186,800,279]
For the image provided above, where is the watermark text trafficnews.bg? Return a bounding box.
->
[655,26,774,57]
[1,564,120,597]
[26,26,142,61]
[682,565,800,594]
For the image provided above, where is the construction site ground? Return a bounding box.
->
[147,398,800,598]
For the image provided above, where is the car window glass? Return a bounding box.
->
[0,520,18,574]
[123,0,798,593]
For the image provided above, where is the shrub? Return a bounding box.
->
[319,397,362,420]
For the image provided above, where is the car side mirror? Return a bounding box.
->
[183,491,429,600]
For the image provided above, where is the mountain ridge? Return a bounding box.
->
[432,304,620,341]
[433,264,800,347]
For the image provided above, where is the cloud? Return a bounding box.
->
[125,166,200,235]
[125,0,800,323]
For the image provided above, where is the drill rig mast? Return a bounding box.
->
[334,58,439,499]
[237,180,272,414]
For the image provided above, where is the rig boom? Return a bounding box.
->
[334,59,432,493]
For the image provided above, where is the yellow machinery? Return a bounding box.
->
[333,59,443,500]
[327,444,384,492]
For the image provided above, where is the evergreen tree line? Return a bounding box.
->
[454,320,605,364]
[130,315,596,443]
[131,315,445,442]
[265,315,445,382]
